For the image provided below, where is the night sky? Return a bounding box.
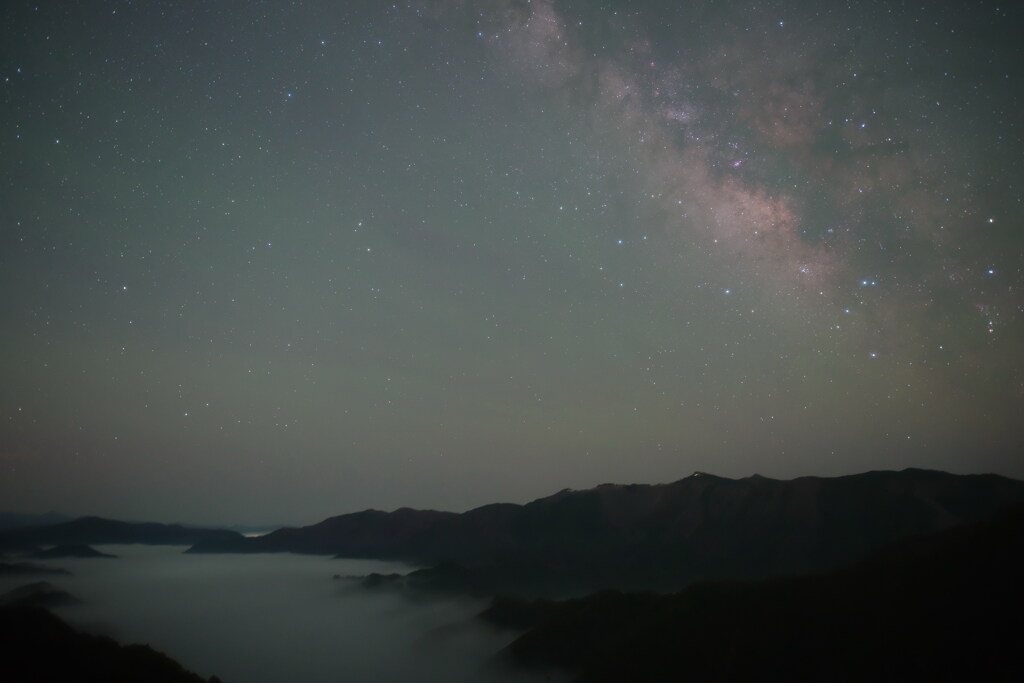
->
[2,1,1022,526]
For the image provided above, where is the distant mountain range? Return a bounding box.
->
[0,517,243,554]
[189,468,1024,597]
[483,501,1024,682]
[6,469,1023,597]
[31,544,117,559]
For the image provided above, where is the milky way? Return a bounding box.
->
[2,1,1021,524]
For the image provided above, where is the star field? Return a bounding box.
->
[1,1,1022,525]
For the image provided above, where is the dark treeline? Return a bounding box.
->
[481,502,1024,682]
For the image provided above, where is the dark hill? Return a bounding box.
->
[247,507,460,555]
[488,502,1024,682]
[0,604,223,682]
[33,544,118,559]
[0,581,77,609]
[0,517,243,553]
[190,468,1024,597]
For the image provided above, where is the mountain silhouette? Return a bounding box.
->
[189,468,1024,596]
[0,517,243,554]
[32,544,118,559]
[485,502,1024,682]
[0,603,224,682]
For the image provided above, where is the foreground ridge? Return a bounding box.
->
[0,602,224,683]
[486,502,1024,682]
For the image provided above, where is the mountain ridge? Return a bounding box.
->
[0,516,244,554]
[189,468,1024,596]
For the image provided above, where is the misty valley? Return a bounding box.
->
[0,547,538,683]
[2,469,1024,682]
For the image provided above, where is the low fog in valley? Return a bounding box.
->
[0,546,543,683]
